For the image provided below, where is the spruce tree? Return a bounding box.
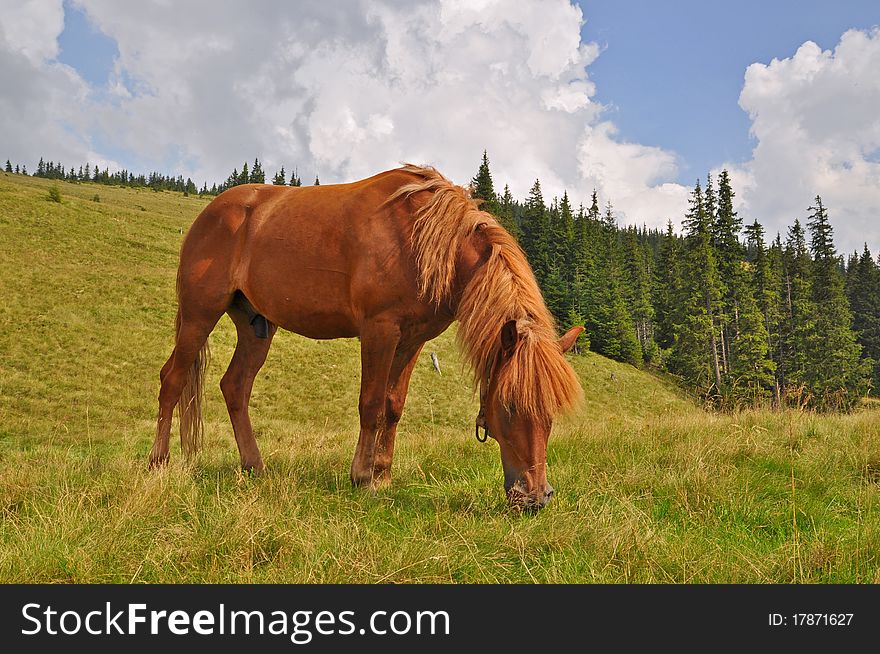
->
[805,197,869,406]
[847,245,880,392]
[745,220,783,404]
[779,220,816,401]
[289,168,302,186]
[272,166,287,185]
[654,221,683,352]
[520,180,549,283]
[542,198,568,321]
[226,168,240,189]
[712,170,745,377]
[584,203,642,365]
[728,231,775,404]
[622,227,655,361]
[470,150,500,216]
[497,184,519,239]
[249,158,265,184]
[671,180,724,399]
[239,162,249,185]
[4,160,11,173]
[571,193,598,342]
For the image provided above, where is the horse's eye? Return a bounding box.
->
[475,222,486,232]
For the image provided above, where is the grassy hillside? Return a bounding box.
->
[1,173,879,583]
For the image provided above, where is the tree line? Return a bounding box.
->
[4,157,318,196]
[469,151,879,410]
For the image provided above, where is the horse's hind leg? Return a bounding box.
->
[220,305,277,472]
[149,310,223,467]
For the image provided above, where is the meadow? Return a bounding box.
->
[1,172,879,583]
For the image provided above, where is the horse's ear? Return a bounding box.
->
[558,326,584,353]
[500,320,519,359]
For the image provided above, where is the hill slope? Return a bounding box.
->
[1,173,878,583]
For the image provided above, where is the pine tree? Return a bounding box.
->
[497,184,519,239]
[226,168,240,189]
[622,227,655,361]
[272,166,286,185]
[314,175,320,185]
[520,180,549,283]
[805,197,869,407]
[4,160,11,173]
[712,170,744,377]
[249,158,265,184]
[470,150,500,216]
[779,220,816,402]
[289,168,302,187]
[847,245,880,392]
[570,193,597,341]
[238,162,249,186]
[671,180,724,399]
[728,228,775,403]
[654,221,683,352]
[745,220,783,404]
[584,203,642,365]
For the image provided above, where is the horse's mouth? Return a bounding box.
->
[506,479,554,513]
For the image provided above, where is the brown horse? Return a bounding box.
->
[150,164,583,510]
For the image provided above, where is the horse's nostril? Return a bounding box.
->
[545,483,555,498]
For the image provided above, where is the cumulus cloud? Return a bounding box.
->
[724,28,880,254]
[0,0,103,169]
[1,0,689,226]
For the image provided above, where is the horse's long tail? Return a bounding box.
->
[176,309,210,456]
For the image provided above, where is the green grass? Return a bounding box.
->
[1,172,879,583]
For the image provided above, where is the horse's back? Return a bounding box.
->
[178,170,425,338]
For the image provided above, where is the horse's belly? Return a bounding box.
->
[242,267,358,339]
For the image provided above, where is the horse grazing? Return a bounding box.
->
[150,164,583,510]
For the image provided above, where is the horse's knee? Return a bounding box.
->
[386,394,406,426]
[358,397,386,429]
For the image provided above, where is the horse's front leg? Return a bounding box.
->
[370,343,424,484]
[351,320,400,489]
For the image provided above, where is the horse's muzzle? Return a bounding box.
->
[505,479,554,512]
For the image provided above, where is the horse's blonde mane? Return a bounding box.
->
[390,164,582,421]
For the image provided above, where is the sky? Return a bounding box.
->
[1,0,878,254]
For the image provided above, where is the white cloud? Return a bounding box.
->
[0,0,64,63]
[0,0,101,169]
[724,28,880,254]
[0,0,689,227]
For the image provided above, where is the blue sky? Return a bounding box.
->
[577,0,880,184]
[3,1,879,252]
[53,0,880,187]
[57,0,116,87]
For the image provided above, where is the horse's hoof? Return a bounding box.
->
[350,471,391,492]
[369,475,392,492]
[148,453,169,469]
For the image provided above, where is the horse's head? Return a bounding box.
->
[480,320,583,512]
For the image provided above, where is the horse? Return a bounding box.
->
[149,164,583,510]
